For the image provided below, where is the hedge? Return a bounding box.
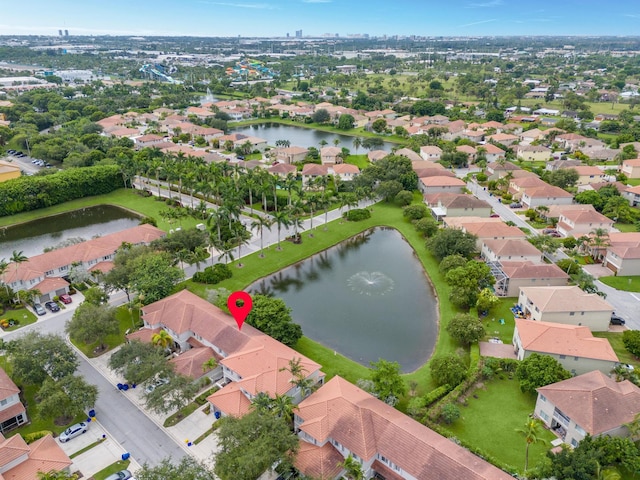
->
[0,165,123,217]
[192,263,233,285]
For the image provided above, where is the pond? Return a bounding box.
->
[232,123,394,152]
[0,205,142,259]
[249,228,438,372]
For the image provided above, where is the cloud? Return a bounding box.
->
[624,13,640,18]
[199,1,277,9]
[467,0,503,7]
[459,18,498,27]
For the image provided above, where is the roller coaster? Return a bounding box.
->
[139,64,181,84]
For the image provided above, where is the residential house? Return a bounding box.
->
[516,145,552,162]
[0,432,72,478]
[509,176,548,198]
[603,232,640,276]
[0,161,21,183]
[276,146,309,164]
[517,286,613,331]
[513,319,618,375]
[301,164,330,189]
[320,147,342,165]
[487,133,518,146]
[556,207,614,238]
[481,239,543,264]
[0,368,26,433]
[294,376,514,480]
[535,371,640,447]
[455,145,476,163]
[185,106,216,119]
[418,176,466,195]
[453,219,526,249]
[486,161,521,180]
[268,163,297,179]
[134,134,166,149]
[330,164,360,182]
[623,185,640,207]
[367,150,387,163]
[482,143,506,163]
[521,185,574,209]
[419,145,443,162]
[1,224,165,303]
[442,120,466,140]
[556,133,604,152]
[621,159,640,179]
[460,129,485,143]
[570,166,606,186]
[395,148,422,163]
[218,133,268,152]
[545,159,582,172]
[518,128,545,145]
[494,261,569,297]
[424,193,491,221]
[133,290,324,418]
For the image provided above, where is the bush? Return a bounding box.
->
[343,208,371,222]
[403,204,429,221]
[395,190,414,206]
[195,386,219,406]
[140,216,158,227]
[192,263,233,284]
[441,403,461,424]
[623,330,640,357]
[476,172,488,182]
[423,384,451,406]
[556,259,581,275]
[24,431,53,443]
[430,354,467,387]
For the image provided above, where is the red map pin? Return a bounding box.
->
[228,291,252,330]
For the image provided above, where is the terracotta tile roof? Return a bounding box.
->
[537,371,640,436]
[0,369,19,400]
[415,168,455,179]
[487,161,520,171]
[0,434,29,469]
[296,377,512,480]
[412,160,444,171]
[500,261,569,280]
[208,382,251,417]
[511,176,547,189]
[125,328,160,344]
[30,277,68,293]
[560,209,613,225]
[367,150,387,162]
[523,185,574,199]
[420,176,466,187]
[623,158,640,167]
[88,261,115,274]
[294,441,343,480]
[483,143,505,154]
[301,164,329,176]
[419,145,443,155]
[515,319,618,361]
[2,224,165,284]
[609,245,640,260]
[483,238,542,257]
[444,216,503,228]
[546,204,596,219]
[169,346,215,379]
[462,222,526,240]
[573,165,605,176]
[456,145,477,154]
[425,193,490,210]
[268,163,297,175]
[394,148,422,162]
[520,286,613,313]
[371,460,404,480]
[1,434,72,480]
[331,164,360,174]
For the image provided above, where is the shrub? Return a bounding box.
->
[476,172,488,182]
[441,403,461,425]
[623,330,640,358]
[430,354,467,387]
[395,190,414,206]
[24,431,53,444]
[140,216,158,227]
[192,263,233,284]
[423,384,451,406]
[343,208,371,222]
[556,259,581,275]
[403,204,429,221]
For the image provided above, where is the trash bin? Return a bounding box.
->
[122,452,130,461]
[89,409,96,418]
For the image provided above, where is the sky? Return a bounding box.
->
[1,0,640,38]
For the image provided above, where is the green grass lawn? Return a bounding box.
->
[446,377,556,474]
[600,275,640,292]
[92,459,131,480]
[615,223,637,233]
[346,154,370,169]
[71,307,141,358]
[481,297,518,344]
[0,307,37,331]
[593,331,639,366]
[0,188,199,233]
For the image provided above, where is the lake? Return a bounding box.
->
[249,228,438,372]
[232,123,394,152]
[0,205,142,259]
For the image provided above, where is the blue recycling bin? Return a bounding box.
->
[214,411,221,419]
[122,452,130,461]
[89,409,96,418]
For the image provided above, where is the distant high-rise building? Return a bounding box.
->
[295,29,302,38]
[286,33,290,38]
[64,29,69,37]
[58,29,63,36]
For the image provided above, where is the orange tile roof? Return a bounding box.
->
[126,328,160,344]
[296,377,513,480]
[208,383,252,417]
[537,371,640,436]
[520,286,612,313]
[500,261,569,280]
[483,238,542,257]
[0,434,72,480]
[294,441,343,480]
[0,434,29,469]
[515,319,618,361]
[462,222,526,239]
[169,346,215,379]
[420,176,466,187]
[31,277,68,293]
[0,369,19,400]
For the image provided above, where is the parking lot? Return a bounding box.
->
[3,149,54,174]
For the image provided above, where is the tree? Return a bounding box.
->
[214,410,299,480]
[441,403,461,424]
[337,113,355,130]
[37,471,79,480]
[311,108,330,124]
[352,137,363,154]
[426,228,477,261]
[272,209,291,251]
[623,330,640,358]
[129,251,184,305]
[402,204,428,221]
[445,261,494,309]
[446,313,485,346]
[135,457,216,480]
[395,190,414,207]
[143,372,198,415]
[476,288,500,314]
[9,250,27,300]
[251,216,274,258]
[369,359,407,406]
[371,118,387,133]
[516,353,571,394]
[376,180,404,202]
[152,330,173,349]
[414,216,439,238]
[339,454,364,480]
[6,332,78,384]
[516,417,547,472]
[246,295,303,347]
[82,286,109,305]
[439,254,468,275]
[37,375,98,423]
[430,354,467,387]
[65,303,119,351]
[108,340,170,386]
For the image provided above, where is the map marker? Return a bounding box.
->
[228,291,252,330]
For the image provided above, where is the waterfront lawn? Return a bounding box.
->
[0,188,199,233]
[600,275,640,292]
[346,154,370,169]
[446,377,556,474]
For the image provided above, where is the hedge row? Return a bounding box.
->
[0,165,123,217]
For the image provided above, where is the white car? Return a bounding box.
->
[59,422,88,442]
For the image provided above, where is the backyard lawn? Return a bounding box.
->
[600,275,640,292]
[593,331,639,366]
[446,377,556,474]
[480,297,518,344]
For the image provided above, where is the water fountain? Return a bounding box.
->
[347,271,395,296]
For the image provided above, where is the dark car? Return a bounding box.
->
[490,213,500,218]
[45,301,60,312]
[33,303,46,316]
[509,202,522,209]
[610,313,626,325]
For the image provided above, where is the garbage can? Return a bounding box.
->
[89,409,96,418]
[214,411,221,419]
[122,452,130,461]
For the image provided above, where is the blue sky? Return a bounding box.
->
[2,0,640,37]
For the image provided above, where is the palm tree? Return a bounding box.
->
[333,138,340,147]
[319,139,328,149]
[0,258,9,296]
[353,137,363,155]
[250,391,273,414]
[251,216,274,258]
[271,394,294,423]
[201,357,218,373]
[590,227,611,261]
[273,209,292,251]
[10,250,27,300]
[338,454,364,480]
[594,461,621,480]
[515,417,546,472]
[234,232,249,268]
[152,330,172,349]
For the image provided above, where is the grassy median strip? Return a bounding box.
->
[69,437,106,459]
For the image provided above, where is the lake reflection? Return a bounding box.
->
[250,228,438,372]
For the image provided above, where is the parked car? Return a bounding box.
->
[45,301,60,312]
[105,470,132,480]
[144,377,169,394]
[7,149,15,154]
[490,213,500,218]
[33,303,46,316]
[509,202,522,209]
[620,363,635,371]
[59,422,87,442]
[59,294,72,304]
[610,313,626,325]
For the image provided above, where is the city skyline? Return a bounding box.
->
[2,0,640,38]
